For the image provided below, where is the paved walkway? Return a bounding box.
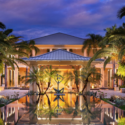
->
[0,89,28,98]
[90,90,125,98]
[0,89,125,99]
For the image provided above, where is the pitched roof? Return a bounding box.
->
[23,49,103,61]
[31,32,84,45]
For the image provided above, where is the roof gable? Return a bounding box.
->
[32,32,84,45]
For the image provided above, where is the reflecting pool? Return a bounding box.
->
[0,93,125,125]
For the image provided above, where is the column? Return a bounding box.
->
[101,108,104,123]
[112,61,115,88]
[5,64,8,88]
[7,68,9,88]
[79,66,83,92]
[29,65,38,93]
[26,66,28,83]
[50,48,52,52]
[118,79,122,86]
[14,68,18,87]
[15,101,18,123]
[67,48,69,51]
[83,48,87,57]
[0,75,1,86]
[32,49,35,57]
[118,108,122,118]
[4,106,7,123]
[112,106,115,121]
[79,95,83,110]
[101,68,105,87]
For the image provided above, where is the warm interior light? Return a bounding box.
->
[92,85,94,89]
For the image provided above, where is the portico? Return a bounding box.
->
[24,49,103,92]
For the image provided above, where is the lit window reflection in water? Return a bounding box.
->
[0,94,125,125]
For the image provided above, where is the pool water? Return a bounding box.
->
[0,93,125,125]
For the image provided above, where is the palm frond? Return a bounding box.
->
[117,6,125,19]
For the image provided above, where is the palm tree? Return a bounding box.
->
[88,24,125,87]
[63,68,81,93]
[22,66,43,94]
[0,22,30,88]
[43,65,58,93]
[82,34,103,56]
[117,6,125,19]
[27,40,40,57]
[81,66,101,93]
[0,22,40,88]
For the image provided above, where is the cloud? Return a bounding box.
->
[0,0,125,39]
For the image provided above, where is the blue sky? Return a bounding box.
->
[0,0,125,40]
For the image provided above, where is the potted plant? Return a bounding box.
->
[119,85,125,93]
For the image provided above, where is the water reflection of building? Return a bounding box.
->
[0,94,125,125]
[0,96,28,124]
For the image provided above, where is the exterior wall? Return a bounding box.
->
[36,49,48,56]
[72,49,84,56]
[19,68,27,87]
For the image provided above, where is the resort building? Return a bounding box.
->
[0,32,123,91]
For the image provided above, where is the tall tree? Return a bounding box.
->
[43,65,58,93]
[0,22,28,88]
[81,66,101,93]
[28,40,40,57]
[88,24,125,87]
[82,34,103,56]
[63,67,81,93]
[22,66,43,94]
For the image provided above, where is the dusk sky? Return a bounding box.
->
[0,0,125,40]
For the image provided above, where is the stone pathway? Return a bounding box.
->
[0,89,28,98]
[0,89,125,99]
[91,89,125,98]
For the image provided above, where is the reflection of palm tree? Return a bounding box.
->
[64,95,79,118]
[64,95,102,124]
[80,95,102,124]
[37,94,57,121]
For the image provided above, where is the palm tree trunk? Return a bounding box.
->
[112,60,115,88]
[5,64,7,88]
[36,83,41,94]
[76,84,79,92]
[44,82,50,93]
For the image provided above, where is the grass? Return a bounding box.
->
[101,98,125,111]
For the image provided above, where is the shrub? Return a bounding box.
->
[119,85,125,89]
[118,117,125,125]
